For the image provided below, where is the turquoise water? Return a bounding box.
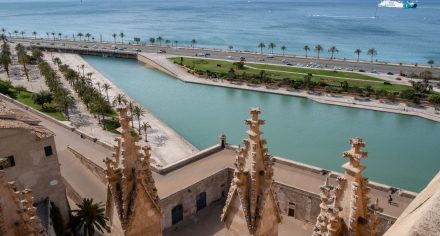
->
[82,55,440,192]
[1,0,439,64]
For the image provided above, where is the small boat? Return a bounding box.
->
[378,0,417,8]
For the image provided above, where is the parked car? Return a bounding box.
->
[387,72,394,75]
[359,69,366,72]
[266,54,274,58]
[257,58,265,62]
[227,55,234,59]
[205,53,211,56]
[158,49,166,53]
[371,69,378,73]
[281,59,288,63]
[286,62,293,66]
[395,77,402,80]
[134,48,141,52]
[240,57,246,61]
[196,53,206,57]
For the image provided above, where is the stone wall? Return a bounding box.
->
[160,169,232,229]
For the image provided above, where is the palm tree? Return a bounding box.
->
[119,32,125,43]
[20,31,25,39]
[1,28,5,34]
[51,32,56,40]
[427,59,435,68]
[0,43,12,77]
[315,44,323,59]
[149,37,155,45]
[354,49,362,62]
[190,39,197,48]
[258,42,265,54]
[140,121,151,137]
[32,31,37,39]
[328,46,338,59]
[174,40,178,48]
[46,32,50,40]
[303,45,310,58]
[71,198,108,236]
[85,33,91,41]
[228,45,233,51]
[58,32,62,40]
[112,33,117,43]
[127,101,135,128]
[55,90,75,120]
[165,39,170,46]
[112,93,127,106]
[367,48,377,62]
[13,30,18,37]
[77,32,84,41]
[156,36,163,46]
[281,45,287,56]
[133,37,141,44]
[102,83,111,102]
[268,42,276,54]
[133,105,144,132]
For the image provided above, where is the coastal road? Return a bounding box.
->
[9,37,440,79]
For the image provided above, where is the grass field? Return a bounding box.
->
[171,57,411,92]
[0,81,66,121]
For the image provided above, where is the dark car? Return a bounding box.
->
[240,57,246,61]
[387,72,394,75]
[359,69,366,72]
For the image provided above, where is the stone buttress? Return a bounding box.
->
[221,108,282,236]
[104,107,162,236]
[313,138,382,236]
[0,171,46,236]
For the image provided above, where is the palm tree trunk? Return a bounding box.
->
[106,91,109,102]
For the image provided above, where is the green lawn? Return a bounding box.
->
[171,57,412,93]
[0,81,66,121]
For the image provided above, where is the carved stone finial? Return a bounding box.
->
[221,108,281,236]
[105,109,162,235]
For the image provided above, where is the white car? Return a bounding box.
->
[266,54,274,58]
[257,58,265,62]
[281,59,288,63]
[227,56,234,59]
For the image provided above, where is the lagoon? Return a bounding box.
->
[83,55,440,192]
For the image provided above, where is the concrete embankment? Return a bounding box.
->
[136,53,440,123]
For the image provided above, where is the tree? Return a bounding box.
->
[119,32,125,43]
[228,45,233,51]
[149,37,155,45]
[303,45,310,58]
[102,83,111,102]
[32,31,37,39]
[55,90,75,120]
[85,33,91,41]
[191,39,197,48]
[427,59,434,68]
[165,39,170,46]
[77,32,84,41]
[46,32,50,40]
[140,121,151,137]
[20,31,25,39]
[58,32,62,40]
[0,43,12,77]
[15,43,30,81]
[15,85,26,94]
[428,94,440,107]
[174,40,178,48]
[51,32,56,40]
[13,30,18,37]
[367,48,377,62]
[268,42,276,54]
[71,198,108,236]
[157,36,163,46]
[258,42,265,54]
[32,90,53,108]
[328,46,338,59]
[281,45,287,56]
[315,44,323,59]
[133,105,144,132]
[112,93,127,106]
[355,49,362,62]
[133,37,141,44]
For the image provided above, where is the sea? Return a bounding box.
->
[1,0,439,64]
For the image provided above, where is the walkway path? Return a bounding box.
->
[44,52,198,166]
